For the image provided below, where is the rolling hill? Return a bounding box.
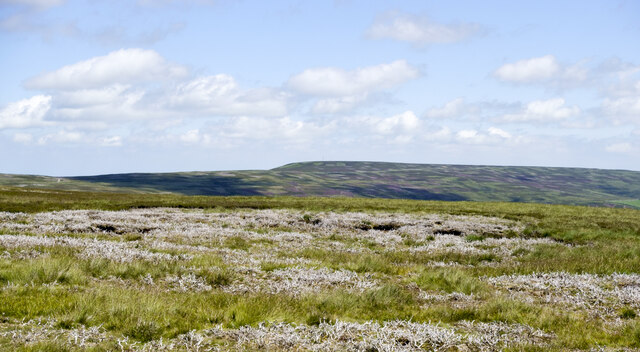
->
[2,161,640,208]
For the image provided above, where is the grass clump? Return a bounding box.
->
[620,308,637,320]
[415,268,488,295]
[223,236,251,250]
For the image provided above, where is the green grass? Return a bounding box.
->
[1,187,640,350]
[614,199,640,209]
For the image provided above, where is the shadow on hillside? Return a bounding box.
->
[71,174,263,196]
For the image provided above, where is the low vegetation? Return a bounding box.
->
[3,161,640,207]
[0,187,639,350]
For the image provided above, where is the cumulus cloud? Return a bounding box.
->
[425,98,466,118]
[425,98,522,123]
[13,49,289,125]
[288,60,419,114]
[456,127,515,145]
[169,75,288,117]
[37,130,82,144]
[493,55,587,87]
[98,135,122,147]
[54,84,133,107]
[600,79,640,124]
[488,127,511,139]
[494,55,560,83]
[0,95,52,129]
[347,111,421,139]
[288,60,419,97]
[373,111,420,134]
[25,48,188,90]
[367,12,483,44]
[501,98,580,122]
[165,116,336,149]
[602,96,640,119]
[311,94,369,114]
[53,86,148,121]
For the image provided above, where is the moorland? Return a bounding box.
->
[0,186,639,350]
[2,161,640,208]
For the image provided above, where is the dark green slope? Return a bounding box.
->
[2,162,639,207]
[54,161,640,207]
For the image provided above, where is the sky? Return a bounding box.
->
[1,0,639,176]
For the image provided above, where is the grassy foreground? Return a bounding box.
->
[1,186,640,350]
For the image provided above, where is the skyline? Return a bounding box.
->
[1,0,639,175]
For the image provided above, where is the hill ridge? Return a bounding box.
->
[2,161,639,208]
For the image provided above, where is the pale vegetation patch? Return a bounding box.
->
[486,272,640,318]
[205,319,553,351]
[223,267,377,295]
[0,234,188,263]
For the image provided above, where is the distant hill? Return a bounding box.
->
[2,161,640,208]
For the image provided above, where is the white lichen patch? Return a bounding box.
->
[0,318,110,349]
[486,272,640,317]
[0,234,188,263]
[223,267,377,295]
[205,319,553,351]
[217,247,317,270]
[455,320,555,349]
[164,273,212,292]
[0,208,524,250]
[0,249,45,260]
[409,235,559,258]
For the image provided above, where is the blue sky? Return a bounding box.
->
[1,0,639,175]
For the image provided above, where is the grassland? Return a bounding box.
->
[1,187,640,350]
[4,161,640,207]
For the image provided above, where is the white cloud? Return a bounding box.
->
[602,96,640,119]
[179,129,203,144]
[456,129,483,143]
[288,60,419,97]
[37,130,82,144]
[494,55,560,83]
[311,94,368,114]
[425,98,465,118]
[346,111,421,141]
[425,98,520,122]
[25,48,188,90]
[488,127,511,139]
[605,142,633,153]
[54,84,132,107]
[99,135,122,147]
[455,127,517,145]
[600,79,640,124]
[221,116,330,142]
[53,86,147,121]
[373,110,420,134]
[425,126,452,141]
[0,95,52,129]
[493,55,588,87]
[502,98,580,122]
[367,12,482,44]
[169,75,288,116]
